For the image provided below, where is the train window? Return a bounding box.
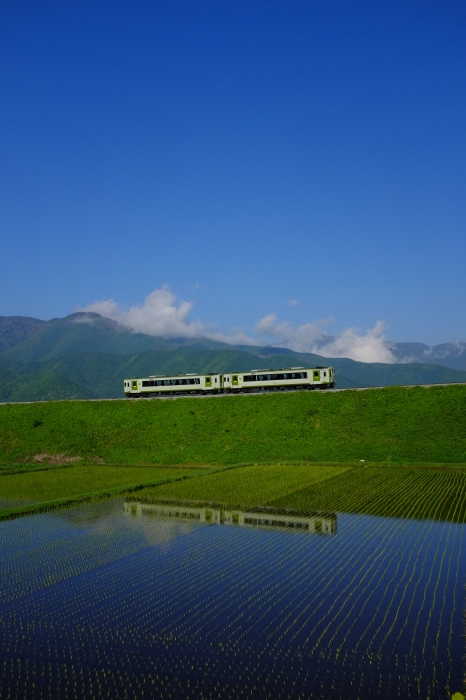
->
[195,378,200,384]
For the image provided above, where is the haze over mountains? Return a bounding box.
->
[0,312,465,403]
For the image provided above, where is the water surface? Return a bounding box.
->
[0,498,464,699]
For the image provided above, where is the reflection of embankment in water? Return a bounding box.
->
[124,500,337,535]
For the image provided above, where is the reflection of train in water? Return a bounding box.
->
[124,366,335,397]
[124,501,337,535]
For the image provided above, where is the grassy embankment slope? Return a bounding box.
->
[1,385,465,466]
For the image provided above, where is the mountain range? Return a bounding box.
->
[0,312,465,402]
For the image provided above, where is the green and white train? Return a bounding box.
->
[124,366,335,397]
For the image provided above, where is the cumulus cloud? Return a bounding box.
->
[256,314,396,363]
[317,321,396,363]
[78,287,257,346]
[288,299,299,306]
[80,288,204,338]
[256,314,329,350]
[78,287,396,363]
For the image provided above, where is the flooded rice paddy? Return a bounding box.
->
[1,493,465,699]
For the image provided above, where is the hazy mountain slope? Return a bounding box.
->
[0,313,170,361]
[0,362,94,402]
[327,358,466,387]
[0,316,46,353]
[391,341,466,371]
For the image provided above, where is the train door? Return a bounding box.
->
[205,376,212,389]
[313,370,320,384]
[132,380,138,391]
[232,375,238,387]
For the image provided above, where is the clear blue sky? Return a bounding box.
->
[1,0,465,347]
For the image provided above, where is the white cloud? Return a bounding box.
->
[288,299,299,306]
[256,314,328,350]
[317,321,396,363]
[256,314,396,363]
[78,287,257,346]
[78,287,396,362]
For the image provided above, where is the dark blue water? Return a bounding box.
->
[0,499,464,699]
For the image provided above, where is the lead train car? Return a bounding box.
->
[124,366,335,397]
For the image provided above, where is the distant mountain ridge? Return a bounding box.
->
[0,312,465,402]
[391,341,466,371]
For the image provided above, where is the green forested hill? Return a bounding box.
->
[2,349,466,403]
[0,385,465,466]
[1,313,466,402]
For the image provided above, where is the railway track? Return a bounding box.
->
[1,382,466,406]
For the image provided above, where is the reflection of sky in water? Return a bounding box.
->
[0,499,464,700]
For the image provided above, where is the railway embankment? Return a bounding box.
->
[0,384,465,468]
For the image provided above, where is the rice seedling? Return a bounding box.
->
[132,462,350,508]
[0,464,203,504]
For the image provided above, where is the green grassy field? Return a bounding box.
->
[0,465,202,504]
[0,384,465,466]
[133,463,350,507]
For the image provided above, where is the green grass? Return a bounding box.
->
[0,465,202,503]
[0,384,465,466]
[133,463,350,507]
